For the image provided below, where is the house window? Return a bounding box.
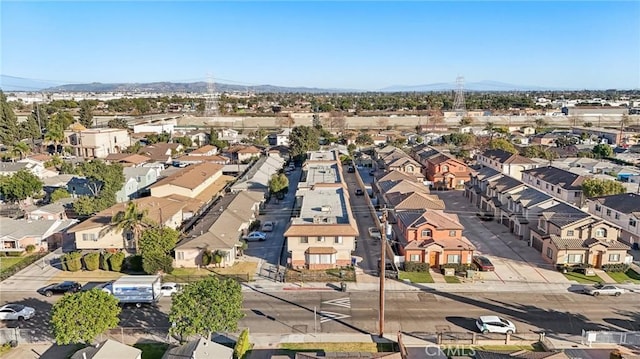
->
[176,252,184,260]
[567,254,583,264]
[300,237,308,244]
[546,247,553,259]
[442,165,449,172]
[609,254,620,262]
[595,204,602,212]
[615,213,620,220]
[595,228,607,237]
[536,179,540,185]
[545,184,549,189]
[551,185,555,191]
[410,254,420,262]
[421,229,432,237]
[317,236,325,243]
[606,209,611,217]
[81,233,96,241]
[447,254,461,263]
[556,188,561,194]
[114,136,117,143]
[574,192,580,197]
[449,230,457,237]
[538,218,547,233]
[630,219,637,227]
[335,236,343,244]
[566,230,574,237]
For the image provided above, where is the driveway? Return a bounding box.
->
[435,191,569,284]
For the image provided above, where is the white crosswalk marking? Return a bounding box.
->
[322,297,351,308]
[318,311,351,323]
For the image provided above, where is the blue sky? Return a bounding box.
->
[2,1,639,90]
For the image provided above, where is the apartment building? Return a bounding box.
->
[521,166,586,206]
[64,128,131,158]
[587,193,640,247]
[476,149,539,180]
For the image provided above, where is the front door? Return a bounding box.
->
[429,251,439,268]
[595,252,603,268]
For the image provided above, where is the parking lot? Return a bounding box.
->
[435,191,569,284]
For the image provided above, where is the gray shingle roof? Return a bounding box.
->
[589,193,640,214]
[521,166,586,190]
[541,203,590,228]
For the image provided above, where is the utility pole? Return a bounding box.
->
[379,206,388,337]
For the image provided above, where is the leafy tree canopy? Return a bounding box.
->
[289,126,320,160]
[0,169,43,202]
[169,277,244,339]
[139,226,180,255]
[269,173,289,195]
[592,144,613,158]
[582,178,626,198]
[50,188,71,202]
[50,289,121,345]
[0,90,19,144]
[489,138,518,153]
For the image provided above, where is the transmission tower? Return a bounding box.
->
[205,73,219,117]
[453,76,467,116]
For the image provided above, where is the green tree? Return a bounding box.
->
[72,160,124,215]
[50,289,121,344]
[592,144,613,158]
[489,138,518,153]
[269,173,289,196]
[78,101,94,128]
[142,254,174,275]
[43,120,65,154]
[459,117,474,126]
[139,226,180,255]
[0,91,19,144]
[169,277,244,340]
[174,136,193,148]
[582,178,626,198]
[11,141,30,160]
[50,188,71,202]
[21,113,42,143]
[83,252,100,271]
[108,251,125,272]
[107,117,129,129]
[234,328,251,359]
[289,126,320,161]
[355,133,373,146]
[0,169,43,202]
[111,201,151,253]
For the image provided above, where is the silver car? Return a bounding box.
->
[476,315,517,334]
[583,283,624,297]
[0,304,35,321]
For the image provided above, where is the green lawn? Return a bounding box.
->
[0,257,25,274]
[133,342,169,359]
[398,271,434,283]
[444,276,460,283]
[564,271,603,284]
[607,268,640,284]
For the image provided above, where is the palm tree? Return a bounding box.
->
[111,201,151,253]
[43,123,64,154]
[11,141,30,161]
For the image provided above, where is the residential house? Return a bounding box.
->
[174,191,263,268]
[501,188,559,242]
[25,199,72,220]
[115,166,159,203]
[520,166,587,206]
[230,155,286,193]
[385,191,445,214]
[70,339,141,359]
[68,196,202,251]
[479,176,527,217]
[103,153,151,167]
[531,203,629,267]
[235,145,262,162]
[375,169,421,185]
[422,152,471,190]
[268,128,292,146]
[530,133,559,146]
[372,135,387,146]
[162,337,233,359]
[464,166,502,207]
[140,143,183,164]
[476,149,539,180]
[587,193,640,247]
[133,120,175,135]
[189,144,218,156]
[67,176,100,198]
[0,161,49,179]
[0,217,77,252]
[64,127,131,158]
[218,128,245,143]
[181,129,209,147]
[395,210,475,267]
[385,156,424,181]
[150,162,224,199]
[173,154,230,167]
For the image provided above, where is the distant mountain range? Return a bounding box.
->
[0,74,564,93]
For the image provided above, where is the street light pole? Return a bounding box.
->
[379,206,388,338]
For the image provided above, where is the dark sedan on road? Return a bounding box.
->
[38,281,82,297]
[473,256,495,271]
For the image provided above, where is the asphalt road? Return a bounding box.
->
[3,289,637,338]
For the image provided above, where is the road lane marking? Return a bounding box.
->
[322,297,351,308]
[318,311,351,323]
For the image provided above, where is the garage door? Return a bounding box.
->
[531,237,543,252]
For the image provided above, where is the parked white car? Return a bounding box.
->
[0,304,35,321]
[583,283,625,297]
[160,282,181,297]
[262,221,275,232]
[368,227,381,240]
[476,315,517,334]
[243,231,267,241]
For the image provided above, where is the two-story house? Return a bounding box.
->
[64,127,131,158]
[395,210,475,268]
[464,166,502,207]
[501,188,558,242]
[424,153,472,190]
[479,176,526,217]
[476,149,539,180]
[150,162,224,200]
[140,143,183,164]
[587,193,640,248]
[531,203,629,267]
[520,166,587,206]
[115,166,159,203]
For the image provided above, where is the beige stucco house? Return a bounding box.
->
[64,126,131,158]
[150,162,223,199]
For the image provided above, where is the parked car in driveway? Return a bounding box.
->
[476,315,517,334]
[0,304,35,321]
[243,231,267,241]
[473,256,495,271]
[160,282,181,297]
[262,221,275,232]
[38,281,81,297]
[583,283,624,297]
[368,227,381,239]
[355,188,364,196]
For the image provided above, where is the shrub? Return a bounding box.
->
[602,263,629,272]
[108,251,125,272]
[234,328,251,359]
[201,250,211,266]
[100,252,112,271]
[125,255,143,272]
[404,262,429,272]
[83,252,100,271]
[64,252,83,272]
[440,263,472,273]
[5,251,24,257]
[25,245,36,253]
[249,220,261,231]
[142,254,173,274]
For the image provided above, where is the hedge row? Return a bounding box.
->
[60,251,125,272]
[602,264,630,272]
[0,253,48,282]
